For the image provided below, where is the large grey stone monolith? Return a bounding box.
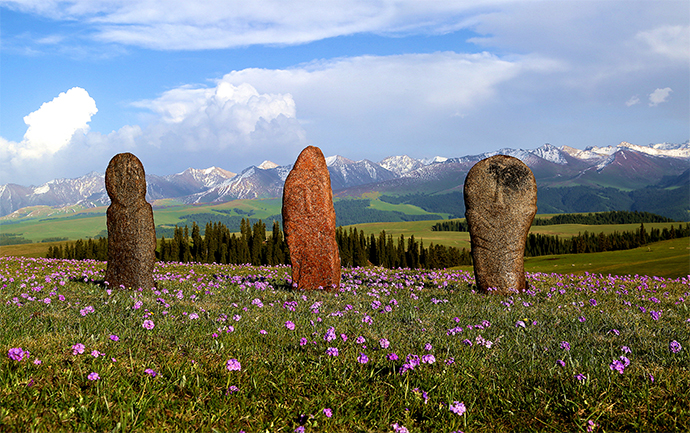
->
[105,153,156,289]
[282,146,341,290]
[464,155,537,294]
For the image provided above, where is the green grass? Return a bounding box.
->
[523,237,690,279]
[0,199,284,243]
[0,258,688,431]
[0,214,107,243]
[365,197,450,219]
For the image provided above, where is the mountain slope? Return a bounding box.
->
[1,141,687,219]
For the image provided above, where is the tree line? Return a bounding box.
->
[524,223,689,257]
[47,218,472,269]
[157,220,288,266]
[431,210,677,232]
[531,210,675,226]
[46,218,689,267]
[336,226,472,269]
[47,238,108,261]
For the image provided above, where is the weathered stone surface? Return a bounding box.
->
[464,155,537,295]
[105,153,156,289]
[282,146,341,290]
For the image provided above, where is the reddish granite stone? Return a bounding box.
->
[282,146,341,290]
[104,153,156,289]
[464,155,537,295]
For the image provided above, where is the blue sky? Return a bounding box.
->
[1,1,688,186]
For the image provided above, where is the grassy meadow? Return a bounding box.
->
[1,257,689,432]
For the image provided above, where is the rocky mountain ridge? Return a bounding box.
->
[1,141,688,219]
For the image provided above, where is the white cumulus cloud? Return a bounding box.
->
[1,87,97,160]
[133,81,302,153]
[649,87,672,106]
[209,51,560,158]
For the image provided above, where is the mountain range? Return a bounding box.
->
[1,141,688,221]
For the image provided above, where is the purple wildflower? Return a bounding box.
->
[87,372,100,381]
[609,359,626,374]
[560,341,571,351]
[8,347,27,361]
[324,327,336,342]
[587,420,597,432]
[413,388,429,404]
[669,340,682,353]
[387,353,399,361]
[323,408,333,418]
[449,401,466,415]
[421,354,436,364]
[391,423,410,433]
[379,338,390,349]
[326,347,339,357]
[226,358,242,371]
[142,319,155,330]
[357,353,369,364]
[109,334,119,342]
[144,368,157,377]
[285,321,295,331]
[72,343,85,355]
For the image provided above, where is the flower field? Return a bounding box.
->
[1,256,688,432]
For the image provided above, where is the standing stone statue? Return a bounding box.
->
[282,146,341,290]
[105,153,156,289]
[464,155,537,295]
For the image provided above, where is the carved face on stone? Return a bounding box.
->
[105,153,147,208]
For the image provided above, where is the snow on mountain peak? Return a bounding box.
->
[325,155,354,166]
[530,143,567,165]
[616,141,690,159]
[421,156,448,165]
[34,184,50,194]
[569,141,690,160]
[378,155,424,175]
[258,160,279,170]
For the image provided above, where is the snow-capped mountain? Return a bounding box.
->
[326,156,398,190]
[1,141,687,218]
[0,171,107,217]
[378,155,425,175]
